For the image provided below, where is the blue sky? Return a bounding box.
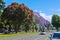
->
[4,0,60,22]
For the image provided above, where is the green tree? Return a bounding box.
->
[1,2,34,33]
[0,0,5,33]
[0,0,5,12]
[0,0,5,20]
[52,14,60,31]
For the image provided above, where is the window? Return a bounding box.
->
[53,33,60,39]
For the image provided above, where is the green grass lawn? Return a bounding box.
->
[0,32,38,38]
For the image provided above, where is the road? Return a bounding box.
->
[0,31,53,40]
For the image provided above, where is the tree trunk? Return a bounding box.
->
[14,23,20,33]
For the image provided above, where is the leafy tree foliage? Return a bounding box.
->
[1,2,34,33]
[0,0,5,33]
[52,14,60,31]
[34,12,50,31]
[0,0,5,12]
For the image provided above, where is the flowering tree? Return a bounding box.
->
[1,2,33,33]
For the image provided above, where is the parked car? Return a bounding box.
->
[40,31,46,35]
[48,32,60,40]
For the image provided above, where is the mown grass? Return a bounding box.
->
[0,31,38,38]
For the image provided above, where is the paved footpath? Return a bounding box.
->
[0,31,53,40]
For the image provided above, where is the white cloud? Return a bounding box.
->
[57,9,60,11]
[39,12,52,22]
[50,8,60,12]
[50,8,54,11]
[34,10,53,22]
[34,9,60,23]
[34,10,43,12]
[34,10,52,22]
[34,10,38,12]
